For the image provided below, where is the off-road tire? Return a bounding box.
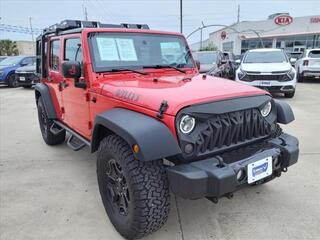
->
[97,135,170,240]
[285,91,295,98]
[37,96,65,145]
[7,73,18,88]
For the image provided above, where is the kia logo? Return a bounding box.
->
[274,15,293,26]
[221,31,227,40]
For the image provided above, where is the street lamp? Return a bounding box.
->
[187,23,264,48]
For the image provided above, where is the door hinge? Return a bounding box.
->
[61,107,65,114]
[85,92,90,102]
[88,121,93,130]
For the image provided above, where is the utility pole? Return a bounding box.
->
[29,17,34,42]
[237,4,240,23]
[84,6,88,21]
[180,0,183,33]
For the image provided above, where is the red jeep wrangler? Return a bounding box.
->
[35,20,299,239]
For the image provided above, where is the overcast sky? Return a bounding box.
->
[0,0,319,43]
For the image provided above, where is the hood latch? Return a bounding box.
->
[157,100,168,119]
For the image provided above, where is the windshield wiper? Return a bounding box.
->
[108,68,148,75]
[143,65,186,73]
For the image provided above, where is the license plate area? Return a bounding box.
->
[247,157,272,184]
[19,77,26,81]
[260,81,271,86]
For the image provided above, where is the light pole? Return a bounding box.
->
[180,0,183,33]
[187,24,264,48]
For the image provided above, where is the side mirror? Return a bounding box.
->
[62,61,86,89]
[195,60,200,70]
[235,59,241,65]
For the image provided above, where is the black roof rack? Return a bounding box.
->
[40,19,149,37]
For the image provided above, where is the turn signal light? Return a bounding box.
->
[133,144,140,153]
[303,60,309,66]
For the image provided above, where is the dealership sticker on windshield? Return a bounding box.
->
[247,157,272,184]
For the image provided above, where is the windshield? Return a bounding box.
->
[89,32,194,72]
[194,52,218,64]
[244,51,287,63]
[309,50,320,58]
[0,56,24,66]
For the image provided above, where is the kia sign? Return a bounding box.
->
[310,17,320,23]
[274,15,293,26]
[221,31,227,40]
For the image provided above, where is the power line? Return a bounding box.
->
[0,24,42,35]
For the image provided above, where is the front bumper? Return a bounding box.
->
[301,70,320,78]
[167,133,299,199]
[16,73,39,86]
[236,79,296,93]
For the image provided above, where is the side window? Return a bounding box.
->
[21,57,33,66]
[50,40,60,71]
[64,38,83,62]
[64,38,83,75]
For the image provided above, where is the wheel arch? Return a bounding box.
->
[34,83,57,119]
[91,108,181,161]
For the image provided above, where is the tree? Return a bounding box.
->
[200,42,218,51]
[0,40,19,56]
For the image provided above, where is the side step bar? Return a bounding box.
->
[51,120,90,151]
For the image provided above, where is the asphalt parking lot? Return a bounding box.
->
[1,82,320,240]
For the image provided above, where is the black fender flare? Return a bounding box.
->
[91,108,182,161]
[34,83,57,119]
[275,100,294,124]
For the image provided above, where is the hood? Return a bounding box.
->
[0,64,19,72]
[241,62,291,72]
[100,73,267,116]
[15,65,36,72]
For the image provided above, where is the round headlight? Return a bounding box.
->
[179,115,195,134]
[260,101,272,117]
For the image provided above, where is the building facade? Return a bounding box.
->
[190,14,320,55]
[16,41,36,55]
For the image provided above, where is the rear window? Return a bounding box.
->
[308,50,320,58]
[244,51,287,63]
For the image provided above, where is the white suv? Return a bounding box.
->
[236,48,296,98]
[295,49,320,82]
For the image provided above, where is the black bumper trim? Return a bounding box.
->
[167,133,299,199]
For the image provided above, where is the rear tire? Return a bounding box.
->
[7,73,18,88]
[37,96,65,145]
[297,70,304,83]
[97,135,170,239]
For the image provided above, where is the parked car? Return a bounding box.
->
[295,48,320,82]
[236,48,296,98]
[15,62,39,88]
[34,20,299,239]
[193,51,232,78]
[288,51,303,66]
[0,55,36,87]
[223,51,237,79]
[0,56,7,62]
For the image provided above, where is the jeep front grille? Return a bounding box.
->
[194,108,271,156]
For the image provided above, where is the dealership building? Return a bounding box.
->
[190,14,320,55]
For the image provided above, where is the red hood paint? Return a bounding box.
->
[100,72,267,115]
